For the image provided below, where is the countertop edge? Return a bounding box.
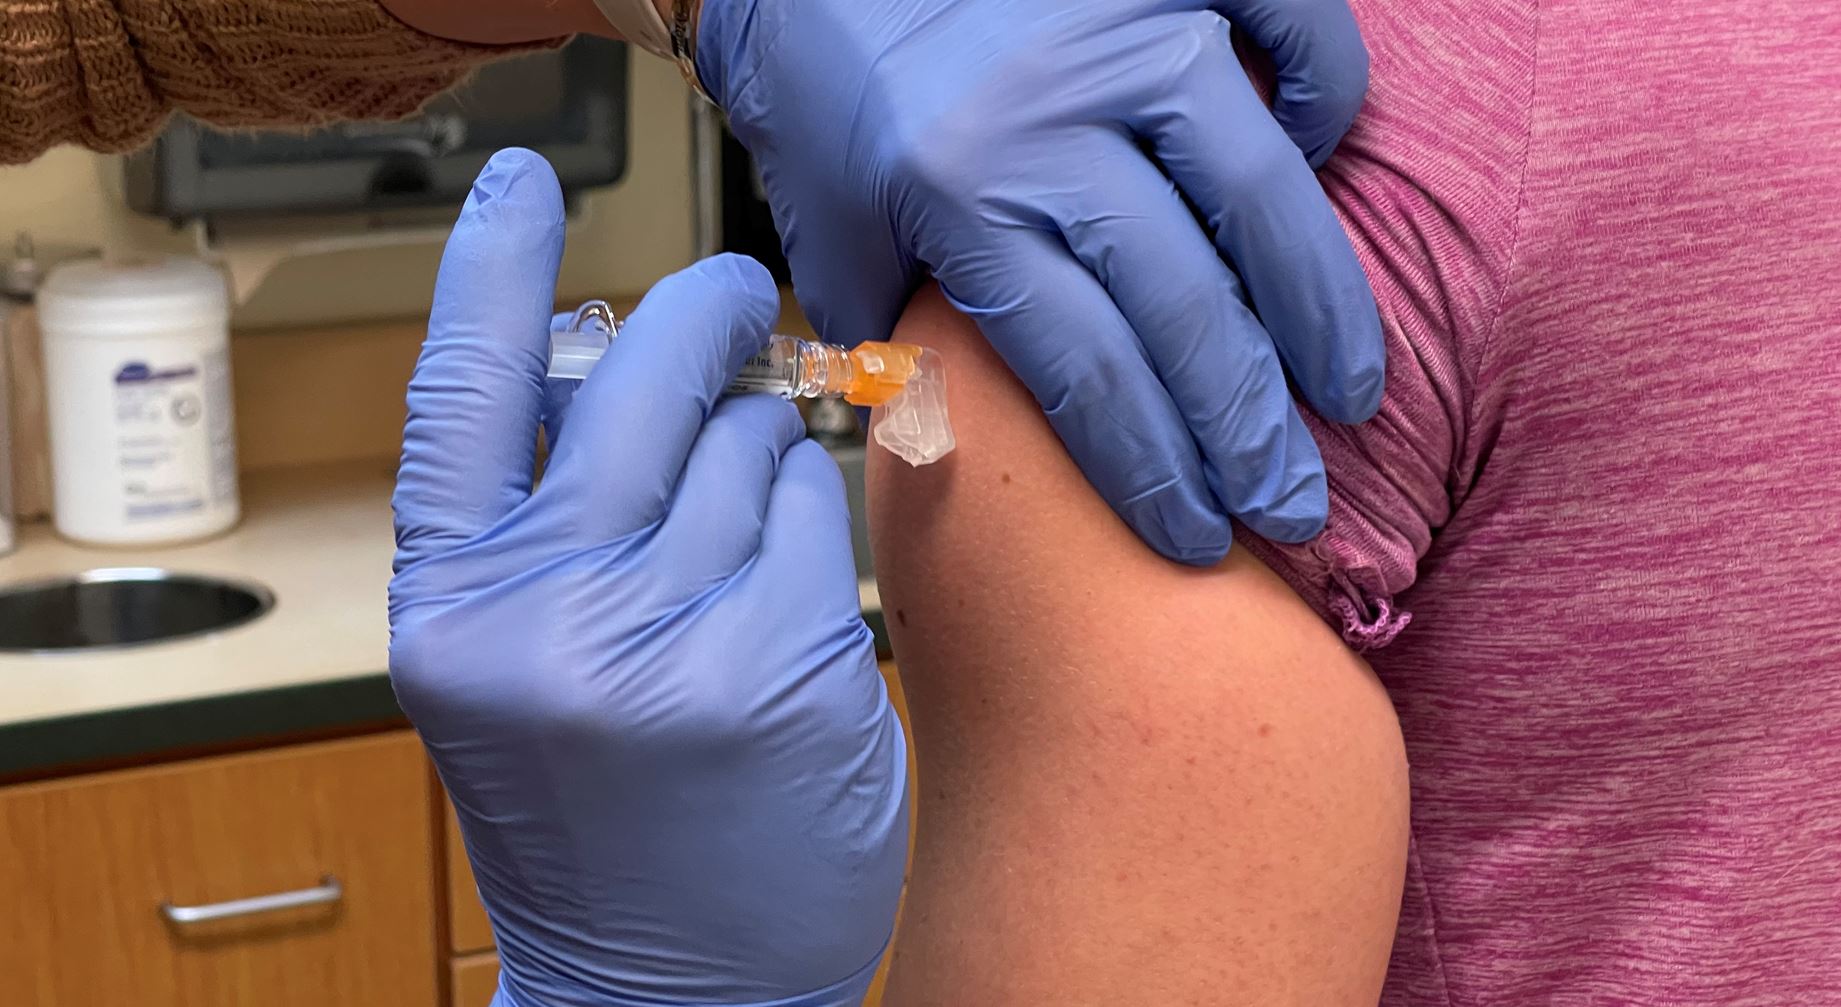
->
[0,672,402,781]
[0,607,889,781]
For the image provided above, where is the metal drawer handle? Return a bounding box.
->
[160,876,343,925]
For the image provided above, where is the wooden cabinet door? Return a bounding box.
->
[0,732,437,1007]
[443,805,495,954]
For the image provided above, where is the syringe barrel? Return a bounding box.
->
[550,306,854,399]
[546,299,953,466]
[726,336,852,399]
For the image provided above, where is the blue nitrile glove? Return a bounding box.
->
[389,149,908,1007]
[698,0,1384,562]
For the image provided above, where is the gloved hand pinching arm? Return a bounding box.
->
[390,148,908,1007]
[696,0,1385,563]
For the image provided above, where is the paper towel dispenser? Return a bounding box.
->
[124,37,629,223]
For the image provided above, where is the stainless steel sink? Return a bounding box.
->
[0,568,274,654]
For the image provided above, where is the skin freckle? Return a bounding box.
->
[1258,723,1274,738]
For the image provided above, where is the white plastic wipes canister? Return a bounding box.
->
[39,257,239,545]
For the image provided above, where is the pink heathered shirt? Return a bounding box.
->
[1235,0,1841,1001]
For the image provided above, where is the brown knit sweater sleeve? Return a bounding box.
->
[0,1,563,164]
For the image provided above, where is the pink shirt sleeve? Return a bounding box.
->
[1233,0,1538,650]
[1235,0,1841,999]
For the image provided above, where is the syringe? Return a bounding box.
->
[549,300,955,466]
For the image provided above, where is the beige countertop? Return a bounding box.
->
[0,462,398,729]
[0,459,885,776]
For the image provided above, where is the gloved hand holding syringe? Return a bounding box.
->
[550,299,956,467]
[394,152,909,1007]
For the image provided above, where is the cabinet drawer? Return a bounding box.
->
[0,732,436,1007]
[450,951,500,1007]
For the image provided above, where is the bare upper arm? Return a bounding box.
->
[868,284,1410,1005]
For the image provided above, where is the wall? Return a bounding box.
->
[0,56,697,329]
[1,55,712,483]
